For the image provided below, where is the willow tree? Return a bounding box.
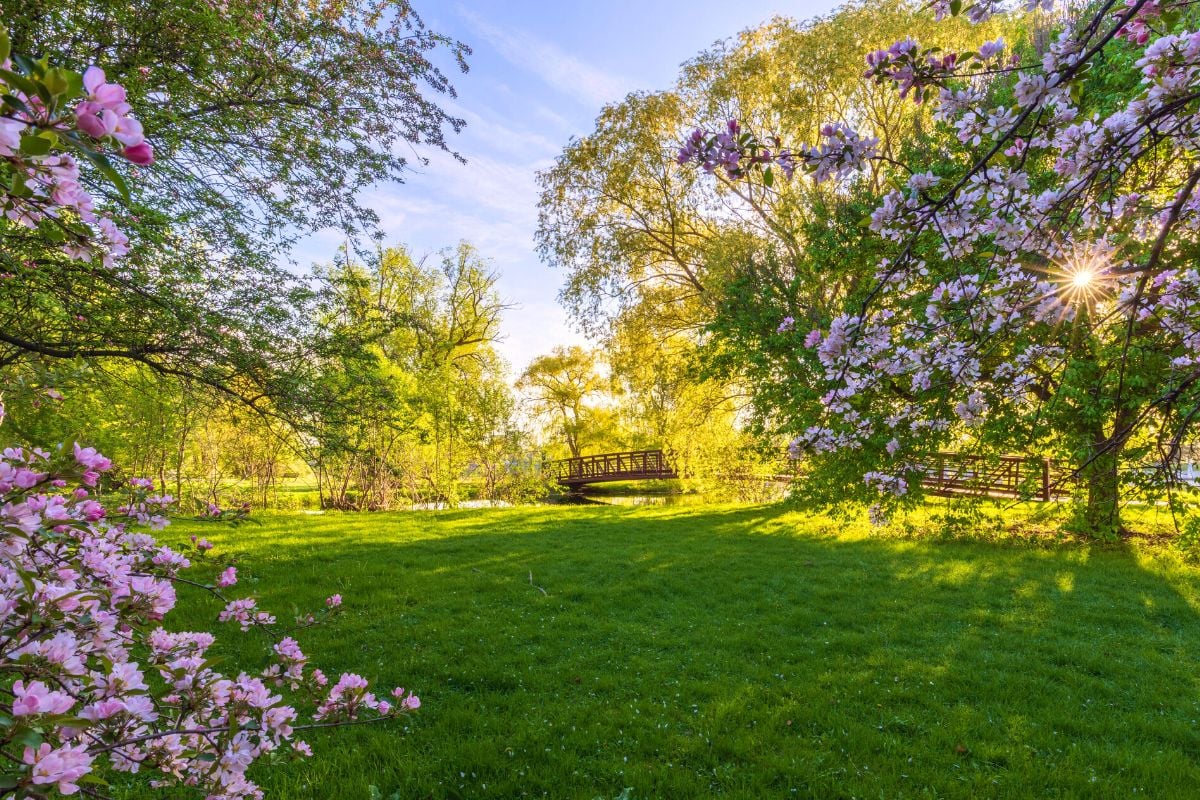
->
[537,1,1000,338]
[517,346,612,459]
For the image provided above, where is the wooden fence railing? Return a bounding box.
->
[546,449,678,487]
[912,453,1072,501]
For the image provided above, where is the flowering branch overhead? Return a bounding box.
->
[678,0,1200,531]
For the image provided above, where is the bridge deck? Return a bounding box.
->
[547,449,677,488]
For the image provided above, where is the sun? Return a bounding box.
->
[1071,268,1095,289]
[1052,249,1110,307]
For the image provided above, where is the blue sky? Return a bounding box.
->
[295,0,841,375]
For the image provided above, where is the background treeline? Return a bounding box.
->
[3,232,791,510]
[4,243,548,510]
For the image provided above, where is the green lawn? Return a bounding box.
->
[119,505,1200,799]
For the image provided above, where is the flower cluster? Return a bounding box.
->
[865,37,1007,104]
[676,120,796,181]
[74,67,154,165]
[0,433,421,798]
[1115,0,1164,45]
[865,38,952,103]
[801,123,879,184]
[677,120,875,185]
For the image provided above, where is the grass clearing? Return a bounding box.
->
[120,505,1200,799]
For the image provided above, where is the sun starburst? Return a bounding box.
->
[1052,249,1110,306]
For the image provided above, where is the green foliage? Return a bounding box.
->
[136,506,1200,798]
[3,239,539,513]
[518,346,611,458]
[1,0,469,406]
[307,242,527,509]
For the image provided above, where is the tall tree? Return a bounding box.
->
[680,0,1200,535]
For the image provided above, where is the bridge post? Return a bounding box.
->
[1041,458,1051,502]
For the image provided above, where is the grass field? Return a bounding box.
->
[119,505,1200,799]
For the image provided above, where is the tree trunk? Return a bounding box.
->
[1079,405,1137,537]
[1081,441,1121,534]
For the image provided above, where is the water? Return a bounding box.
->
[408,499,514,511]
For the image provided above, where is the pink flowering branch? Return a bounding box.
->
[0,26,152,270]
[0,405,422,799]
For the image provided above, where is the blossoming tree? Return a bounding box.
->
[680,0,1200,535]
[0,33,420,798]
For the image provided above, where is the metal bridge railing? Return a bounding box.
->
[546,449,677,485]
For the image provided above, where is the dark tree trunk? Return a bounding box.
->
[1079,405,1136,537]
[1082,441,1121,534]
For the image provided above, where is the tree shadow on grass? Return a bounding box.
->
[172,506,1200,800]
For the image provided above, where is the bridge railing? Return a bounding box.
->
[912,452,1072,500]
[546,449,675,484]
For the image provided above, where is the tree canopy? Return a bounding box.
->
[2,0,470,406]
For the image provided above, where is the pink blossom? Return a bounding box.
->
[0,117,23,156]
[23,743,93,795]
[978,38,1005,59]
[82,66,128,111]
[72,443,112,473]
[80,699,128,721]
[74,101,115,139]
[12,680,75,716]
[123,141,154,165]
[391,686,421,710]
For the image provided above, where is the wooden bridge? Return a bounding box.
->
[913,453,1071,501]
[547,449,678,488]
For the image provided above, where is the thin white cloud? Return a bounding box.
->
[442,100,563,164]
[457,7,635,109]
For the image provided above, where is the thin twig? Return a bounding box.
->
[528,570,547,596]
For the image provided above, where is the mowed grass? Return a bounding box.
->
[119,505,1200,799]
